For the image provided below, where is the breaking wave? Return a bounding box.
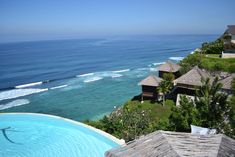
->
[15,81,43,88]
[78,69,128,83]
[112,69,130,73]
[50,85,68,90]
[0,99,30,110]
[169,57,184,61]
[111,74,123,78]
[152,62,165,66]
[0,88,48,101]
[149,68,158,72]
[84,76,103,83]
[76,73,94,77]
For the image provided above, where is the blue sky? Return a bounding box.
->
[0,0,235,42]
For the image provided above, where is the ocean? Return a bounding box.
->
[0,35,218,121]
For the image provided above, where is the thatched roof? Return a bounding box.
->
[138,75,162,87]
[219,73,235,90]
[158,61,181,73]
[105,131,235,157]
[174,66,211,87]
[228,25,235,35]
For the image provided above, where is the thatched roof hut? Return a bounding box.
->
[158,61,181,78]
[218,73,235,95]
[219,73,235,90]
[228,25,235,35]
[158,61,181,73]
[138,75,163,99]
[174,66,211,89]
[105,131,235,157]
[139,75,162,87]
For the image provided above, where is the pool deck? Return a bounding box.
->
[0,112,125,146]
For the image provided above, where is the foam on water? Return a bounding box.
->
[149,68,158,72]
[112,69,130,73]
[50,85,68,90]
[0,99,30,110]
[76,73,94,77]
[169,57,184,61]
[80,70,127,83]
[15,82,43,88]
[0,88,48,101]
[84,76,103,83]
[111,74,123,78]
[152,62,165,66]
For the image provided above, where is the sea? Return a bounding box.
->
[0,35,218,121]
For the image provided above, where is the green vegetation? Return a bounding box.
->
[201,55,235,72]
[157,73,174,106]
[85,38,235,141]
[168,77,234,138]
[168,95,199,132]
[229,78,235,137]
[86,77,234,140]
[201,39,224,54]
[179,53,235,73]
[85,100,174,142]
[179,53,201,74]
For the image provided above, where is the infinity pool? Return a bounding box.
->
[0,113,122,157]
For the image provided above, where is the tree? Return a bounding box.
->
[168,95,199,132]
[121,104,151,141]
[201,39,224,54]
[163,73,175,82]
[168,77,234,138]
[195,77,231,132]
[179,53,201,75]
[227,78,235,138]
[157,79,172,106]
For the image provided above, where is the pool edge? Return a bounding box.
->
[0,112,125,146]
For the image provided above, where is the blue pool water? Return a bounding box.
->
[0,113,120,157]
[0,35,218,121]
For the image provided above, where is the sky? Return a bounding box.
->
[0,0,235,42]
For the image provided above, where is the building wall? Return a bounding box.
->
[142,85,157,98]
[222,51,235,58]
[232,35,235,41]
[174,86,196,96]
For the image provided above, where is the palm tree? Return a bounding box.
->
[195,77,230,130]
[157,80,172,106]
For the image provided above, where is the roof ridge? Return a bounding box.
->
[215,134,224,157]
[168,61,174,72]
[160,131,181,156]
[195,66,209,79]
[152,75,162,82]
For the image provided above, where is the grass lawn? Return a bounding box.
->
[124,99,174,122]
[201,55,235,72]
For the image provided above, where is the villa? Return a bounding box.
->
[219,73,235,95]
[173,66,211,96]
[222,25,235,58]
[158,61,181,78]
[139,64,234,103]
[138,75,162,100]
[139,61,180,100]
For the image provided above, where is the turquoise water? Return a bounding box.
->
[0,113,120,157]
[0,35,218,121]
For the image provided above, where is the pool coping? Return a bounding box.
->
[0,112,125,146]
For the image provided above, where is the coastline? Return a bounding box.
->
[0,35,218,121]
